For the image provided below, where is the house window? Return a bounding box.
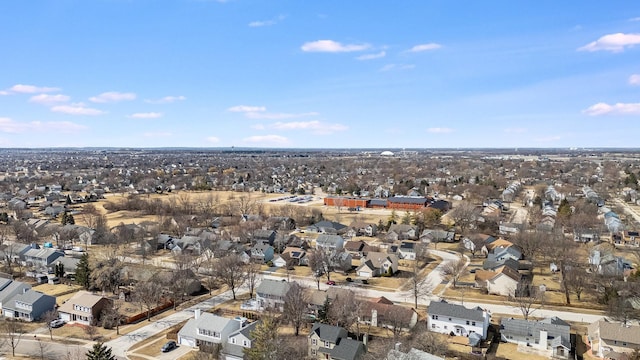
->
[466,321,470,325]
[312,339,317,345]
[312,349,317,355]
[432,315,438,320]
[449,318,452,321]
[432,323,436,329]
[324,341,331,347]
[243,340,248,347]
[231,338,236,344]
[623,342,627,346]
[472,322,476,326]
[197,328,221,338]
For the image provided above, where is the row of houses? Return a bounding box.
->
[323,196,451,212]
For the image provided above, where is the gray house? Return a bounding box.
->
[0,280,32,310]
[222,320,259,360]
[23,247,64,268]
[255,279,291,311]
[501,316,571,359]
[2,289,56,322]
[316,235,345,251]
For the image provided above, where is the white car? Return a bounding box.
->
[50,319,65,328]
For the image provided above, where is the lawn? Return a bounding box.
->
[495,342,550,360]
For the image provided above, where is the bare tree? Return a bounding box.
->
[84,324,99,340]
[511,280,545,320]
[134,279,162,321]
[101,302,125,335]
[410,325,448,357]
[90,258,123,294]
[308,249,336,283]
[212,254,246,300]
[1,318,24,357]
[328,289,361,331]
[565,266,588,301]
[43,309,59,340]
[511,230,546,268]
[408,260,435,309]
[245,261,261,299]
[282,282,309,336]
[439,257,466,288]
[449,201,478,234]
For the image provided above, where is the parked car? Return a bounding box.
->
[161,340,177,353]
[326,280,336,285]
[50,319,65,328]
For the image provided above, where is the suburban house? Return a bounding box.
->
[588,319,640,358]
[427,300,491,339]
[344,240,368,259]
[475,265,521,297]
[222,320,259,360]
[420,229,456,244]
[386,224,418,241]
[589,249,632,276]
[2,289,55,322]
[308,323,366,360]
[0,280,32,310]
[316,235,345,251]
[281,247,308,266]
[398,241,418,260]
[58,291,112,326]
[347,221,377,237]
[501,316,572,359]
[308,221,347,235]
[250,243,274,263]
[23,247,64,268]
[359,297,418,330]
[255,279,291,311]
[253,229,276,245]
[178,310,244,348]
[356,252,399,278]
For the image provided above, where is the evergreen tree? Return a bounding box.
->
[318,296,331,323]
[85,342,115,360]
[244,317,279,360]
[55,262,65,278]
[76,253,91,290]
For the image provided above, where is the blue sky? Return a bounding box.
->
[0,1,639,148]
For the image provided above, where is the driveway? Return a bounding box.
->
[104,290,235,359]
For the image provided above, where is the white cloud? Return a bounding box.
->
[427,127,454,134]
[9,84,60,94]
[128,112,163,119]
[578,33,640,52]
[89,91,137,103]
[629,74,640,86]
[29,94,70,105]
[380,64,415,72]
[630,17,640,22]
[145,96,186,104]
[504,128,527,134]
[143,131,172,137]
[356,51,386,60]
[583,102,640,116]
[243,134,289,145]
[269,120,348,134]
[301,40,370,53]
[408,43,442,52]
[206,136,220,143]
[245,111,319,120]
[51,103,106,116]
[251,124,266,130]
[249,14,286,27]
[0,91,9,96]
[228,105,266,113]
[0,117,87,133]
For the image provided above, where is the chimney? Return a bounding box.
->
[194,308,201,319]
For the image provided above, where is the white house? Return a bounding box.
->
[356,252,399,278]
[255,279,291,311]
[427,300,490,339]
[178,310,243,348]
